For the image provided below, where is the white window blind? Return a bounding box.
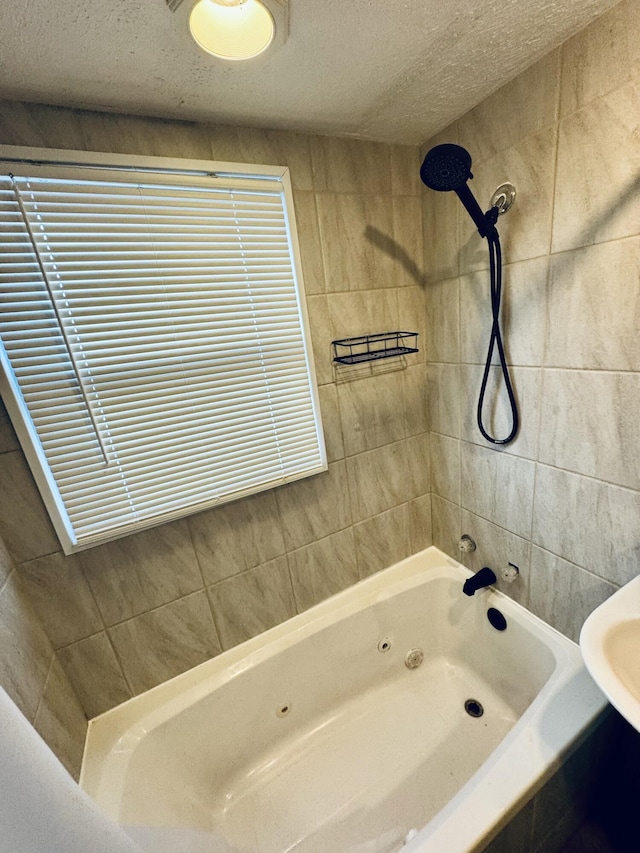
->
[0,150,326,554]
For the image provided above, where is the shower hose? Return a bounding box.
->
[477,228,519,445]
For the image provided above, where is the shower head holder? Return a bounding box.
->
[490,182,516,216]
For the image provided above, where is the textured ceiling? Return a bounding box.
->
[0,0,621,144]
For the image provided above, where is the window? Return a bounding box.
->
[0,146,326,554]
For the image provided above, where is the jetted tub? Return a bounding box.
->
[81,547,607,853]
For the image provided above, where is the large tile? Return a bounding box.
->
[427,363,461,438]
[310,136,391,195]
[292,190,326,295]
[459,129,557,273]
[397,285,427,366]
[337,371,405,456]
[0,535,13,592]
[306,294,334,386]
[80,519,204,626]
[208,124,314,191]
[528,546,617,643]
[406,432,431,499]
[208,557,297,649]
[538,370,640,490]
[552,77,640,253]
[0,398,19,453]
[459,256,548,367]
[0,451,59,564]
[0,571,52,720]
[0,100,55,146]
[532,464,640,587]
[430,433,460,504]
[317,383,345,463]
[333,358,404,390]
[459,50,560,163]
[0,102,213,159]
[354,504,411,578]
[560,1,635,117]
[346,441,408,524]
[57,632,131,718]
[545,237,640,370]
[328,289,399,342]
[459,510,531,607]
[277,461,351,550]
[392,195,425,288]
[459,365,541,461]
[74,108,211,159]
[402,363,428,437]
[421,125,460,284]
[460,442,535,539]
[390,145,421,197]
[422,189,459,285]
[189,490,285,586]
[18,552,102,649]
[316,193,396,292]
[408,494,433,554]
[287,528,359,612]
[108,592,221,696]
[92,112,213,159]
[33,658,87,780]
[425,276,459,364]
[630,0,640,77]
[431,495,461,559]
[420,122,459,159]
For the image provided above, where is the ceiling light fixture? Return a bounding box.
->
[188,0,275,61]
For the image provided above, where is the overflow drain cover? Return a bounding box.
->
[464,698,484,718]
[487,607,507,631]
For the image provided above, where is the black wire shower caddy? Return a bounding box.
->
[331,331,419,365]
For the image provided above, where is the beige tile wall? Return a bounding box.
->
[3,2,630,769]
[422,0,639,641]
[0,534,86,778]
[0,102,431,721]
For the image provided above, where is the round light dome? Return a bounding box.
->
[189,0,275,61]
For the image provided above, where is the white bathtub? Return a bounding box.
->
[81,547,607,853]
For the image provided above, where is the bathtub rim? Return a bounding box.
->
[80,545,609,852]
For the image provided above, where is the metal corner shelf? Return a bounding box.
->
[332,331,419,365]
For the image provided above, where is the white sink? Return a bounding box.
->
[580,573,640,732]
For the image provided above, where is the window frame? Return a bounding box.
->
[0,144,327,554]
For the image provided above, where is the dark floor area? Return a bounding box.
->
[563,817,631,853]
[562,713,640,853]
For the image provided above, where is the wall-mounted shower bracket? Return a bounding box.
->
[490,182,516,216]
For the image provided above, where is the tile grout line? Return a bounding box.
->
[528,541,622,590]
[452,498,623,591]
[527,54,561,552]
[184,518,224,653]
[0,563,12,599]
[76,562,135,701]
[273,487,306,615]
[31,654,56,726]
[431,360,640,376]
[102,628,136,701]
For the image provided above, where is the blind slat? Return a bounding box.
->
[0,161,324,552]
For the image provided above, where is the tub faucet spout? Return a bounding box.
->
[463,567,497,596]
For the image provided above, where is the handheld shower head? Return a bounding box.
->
[420,143,497,238]
[419,143,472,192]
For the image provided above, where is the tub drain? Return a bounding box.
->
[464,698,484,718]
